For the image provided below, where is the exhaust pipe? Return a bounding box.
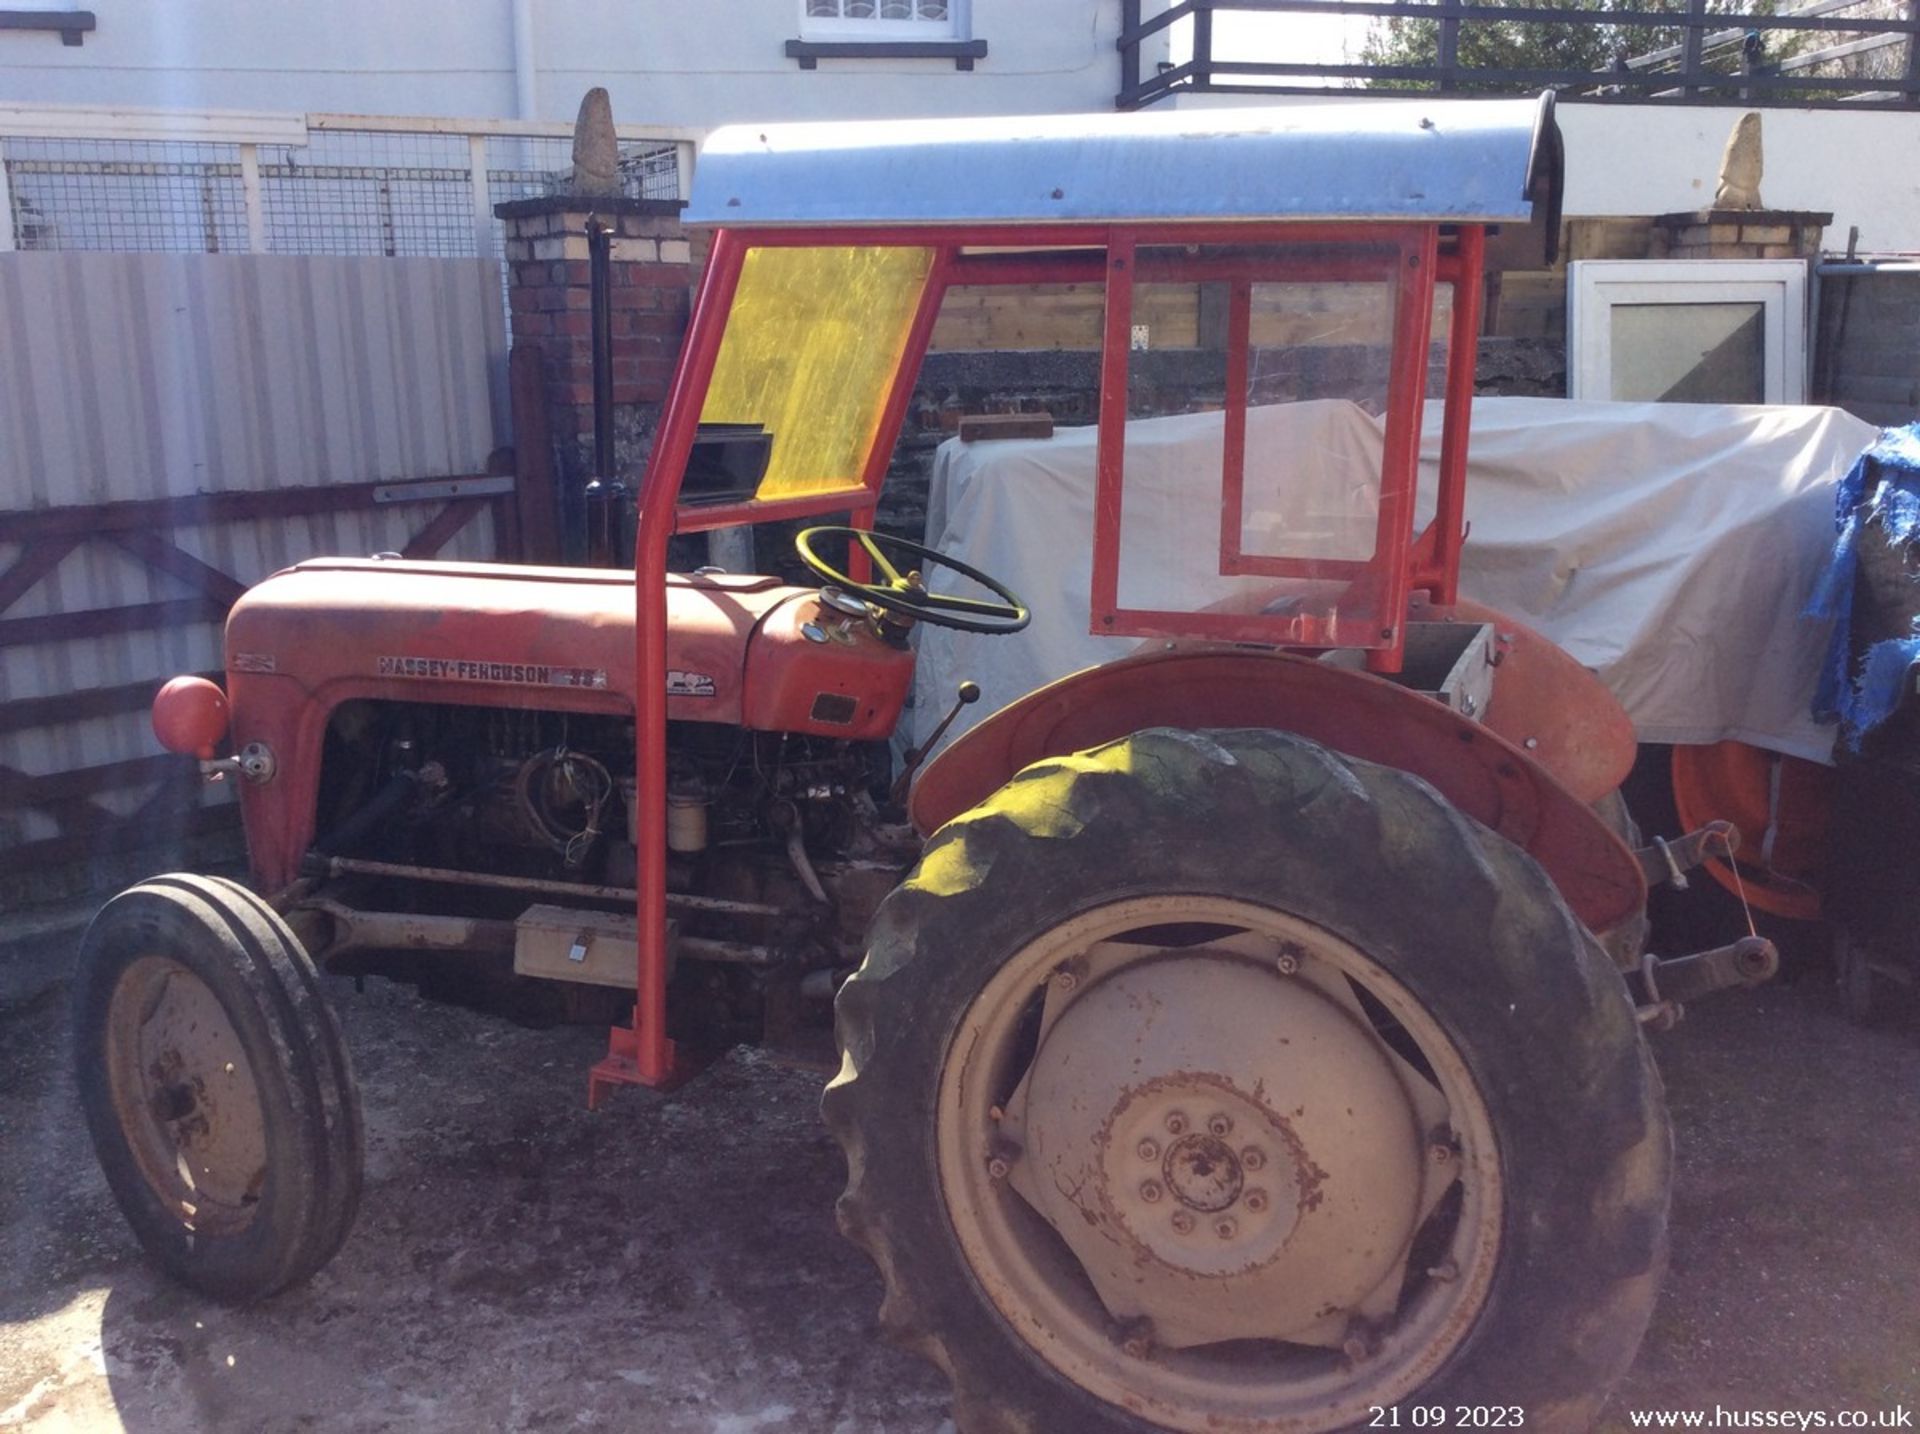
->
[583,215,624,566]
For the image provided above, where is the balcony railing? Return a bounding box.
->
[1118,0,1920,109]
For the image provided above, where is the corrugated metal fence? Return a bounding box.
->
[0,251,510,896]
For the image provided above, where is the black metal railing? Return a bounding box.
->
[1118,0,1920,108]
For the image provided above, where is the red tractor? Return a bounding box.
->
[75,95,1771,1430]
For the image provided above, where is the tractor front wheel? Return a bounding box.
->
[72,874,364,1302]
[825,728,1669,1433]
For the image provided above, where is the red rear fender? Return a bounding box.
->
[910,649,1645,936]
[1418,596,1637,805]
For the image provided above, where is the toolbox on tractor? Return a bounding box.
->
[77,94,1772,1432]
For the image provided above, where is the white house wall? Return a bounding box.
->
[0,0,1132,127]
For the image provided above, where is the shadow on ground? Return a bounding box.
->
[1,933,949,1433]
[3,923,1917,1432]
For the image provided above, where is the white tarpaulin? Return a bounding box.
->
[912,396,1880,765]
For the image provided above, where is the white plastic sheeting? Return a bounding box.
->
[913,397,1880,767]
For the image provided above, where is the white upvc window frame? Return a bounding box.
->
[799,0,968,41]
[1567,259,1809,405]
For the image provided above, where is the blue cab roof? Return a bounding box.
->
[684,93,1561,234]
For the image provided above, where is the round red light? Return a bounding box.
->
[152,676,230,760]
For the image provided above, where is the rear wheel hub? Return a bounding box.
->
[1008,949,1438,1347]
[1111,1082,1299,1269]
[1161,1130,1247,1213]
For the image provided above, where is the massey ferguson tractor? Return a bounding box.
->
[73,95,1776,1431]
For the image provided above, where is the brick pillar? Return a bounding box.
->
[494,195,695,562]
[1651,209,1833,261]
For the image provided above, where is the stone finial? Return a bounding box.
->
[570,87,621,197]
[1713,112,1764,211]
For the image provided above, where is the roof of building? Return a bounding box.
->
[684,93,1561,232]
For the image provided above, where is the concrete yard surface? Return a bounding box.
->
[2,929,1918,1433]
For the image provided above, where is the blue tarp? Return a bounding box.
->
[1806,422,1920,747]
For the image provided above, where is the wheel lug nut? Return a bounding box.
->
[985,1138,1021,1182]
[1429,1141,1454,1164]
[1427,1258,1460,1283]
[1275,951,1301,975]
[1136,1138,1160,1162]
[1207,1113,1233,1137]
[1343,1320,1380,1363]
[1138,1180,1163,1203]
[1244,1188,1268,1213]
[1117,1317,1155,1360]
[1213,1217,1237,1240]
[1164,1111,1187,1135]
[1241,1146,1266,1171]
[1170,1210,1195,1234]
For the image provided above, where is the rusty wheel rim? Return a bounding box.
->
[934,896,1502,1433]
[103,955,269,1238]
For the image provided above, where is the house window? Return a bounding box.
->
[788,0,983,68]
[802,0,962,38]
[1568,260,1808,405]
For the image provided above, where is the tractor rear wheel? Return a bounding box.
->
[73,874,364,1302]
[825,727,1669,1433]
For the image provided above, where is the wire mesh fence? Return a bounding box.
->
[1,116,691,258]
[257,128,478,259]
[3,137,252,253]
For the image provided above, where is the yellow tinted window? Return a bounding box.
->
[699,245,934,501]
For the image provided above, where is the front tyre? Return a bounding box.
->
[72,874,364,1302]
[825,728,1669,1433]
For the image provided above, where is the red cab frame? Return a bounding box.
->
[596,218,1489,1099]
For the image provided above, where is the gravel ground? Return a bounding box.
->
[2,923,1917,1433]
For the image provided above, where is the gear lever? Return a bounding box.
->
[890,681,981,806]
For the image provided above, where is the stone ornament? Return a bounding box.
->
[1714,112,1764,211]
[571,87,621,197]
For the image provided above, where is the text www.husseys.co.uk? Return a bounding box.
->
[1628,1408,1913,1429]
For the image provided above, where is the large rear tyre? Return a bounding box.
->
[73,874,364,1302]
[1590,788,1650,968]
[825,728,1669,1433]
